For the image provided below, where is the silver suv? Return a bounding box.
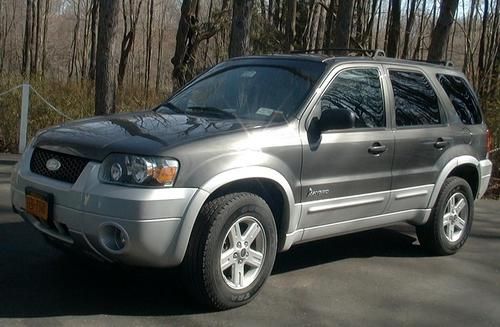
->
[11,53,492,309]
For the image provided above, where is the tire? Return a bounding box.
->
[416,176,474,255]
[183,192,277,310]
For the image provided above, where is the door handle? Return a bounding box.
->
[434,137,449,149]
[368,142,387,155]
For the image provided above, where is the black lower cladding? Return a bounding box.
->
[30,148,90,184]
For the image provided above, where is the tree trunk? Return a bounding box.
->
[412,0,427,59]
[229,0,254,58]
[332,0,354,53]
[324,0,337,49]
[374,0,382,49]
[22,0,33,78]
[273,0,281,30]
[155,1,167,92]
[118,0,143,89]
[41,0,50,76]
[268,0,274,25]
[171,0,200,90]
[144,0,154,92]
[33,0,41,74]
[88,0,98,80]
[427,0,459,61]
[95,0,120,115]
[386,0,401,58]
[285,0,297,51]
[307,3,321,50]
[68,0,81,79]
[315,1,327,49]
[401,0,417,59]
[478,0,489,95]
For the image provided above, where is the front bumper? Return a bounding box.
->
[11,147,199,267]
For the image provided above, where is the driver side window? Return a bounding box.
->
[321,68,385,128]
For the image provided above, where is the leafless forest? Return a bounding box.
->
[0,0,499,154]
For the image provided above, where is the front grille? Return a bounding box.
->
[30,148,90,184]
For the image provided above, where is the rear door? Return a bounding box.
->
[385,66,454,212]
[299,64,395,229]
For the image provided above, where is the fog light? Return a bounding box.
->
[99,223,129,253]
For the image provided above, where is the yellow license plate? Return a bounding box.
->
[26,194,49,221]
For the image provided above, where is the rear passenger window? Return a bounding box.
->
[437,74,482,124]
[321,68,385,128]
[389,70,441,126]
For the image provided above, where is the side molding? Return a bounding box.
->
[427,155,480,208]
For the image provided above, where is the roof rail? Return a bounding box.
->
[290,48,386,58]
[408,59,454,67]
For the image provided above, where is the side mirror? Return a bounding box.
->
[319,108,356,131]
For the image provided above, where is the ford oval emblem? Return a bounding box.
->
[46,158,61,171]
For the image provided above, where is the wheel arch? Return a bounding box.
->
[428,155,481,208]
[173,167,299,264]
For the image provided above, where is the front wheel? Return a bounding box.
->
[183,192,277,310]
[416,177,474,255]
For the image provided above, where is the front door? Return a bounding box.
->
[299,65,394,229]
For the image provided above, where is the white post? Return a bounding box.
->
[18,83,30,154]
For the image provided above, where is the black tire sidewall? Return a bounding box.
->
[204,194,277,307]
[433,178,474,254]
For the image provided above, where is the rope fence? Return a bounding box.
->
[0,83,74,153]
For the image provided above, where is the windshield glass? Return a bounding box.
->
[158,62,325,122]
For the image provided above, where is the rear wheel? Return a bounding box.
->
[183,192,277,310]
[416,177,474,255]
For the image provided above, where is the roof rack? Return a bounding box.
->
[410,59,454,67]
[290,48,386,58]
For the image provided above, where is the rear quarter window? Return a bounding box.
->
[436,74,482,125]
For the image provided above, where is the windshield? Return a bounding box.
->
[158,62,325,122]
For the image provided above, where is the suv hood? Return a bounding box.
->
[34,111,264,161]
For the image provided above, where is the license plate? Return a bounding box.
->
[25,188,52,222]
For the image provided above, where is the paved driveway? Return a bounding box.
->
[1,161,499,326]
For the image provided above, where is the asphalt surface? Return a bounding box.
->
[1,160,499,326]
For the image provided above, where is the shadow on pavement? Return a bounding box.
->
[273,228,426,275]
[0,218,428,318]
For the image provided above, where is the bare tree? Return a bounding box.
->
[402,0,418,59]
[95,0,120,115]
[386,0,401,57]
[285,0,297,51]
[68,0,81,79]
[144,0,154,91]
[229,0,255,58]
[412,0,426,59]
[41,0,50,76]
[22,0,33,78]
[0,1,17,74]
[171,0,200,90]
[117,0,144,89]
[478,0,490,93]
[88,0,99,80]
[32,0,41,74]
[427,0,459,61]
[332,0,354,53]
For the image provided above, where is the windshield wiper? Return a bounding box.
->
[160,102,183,113]
[187,106,237,119]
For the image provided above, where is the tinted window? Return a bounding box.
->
[437,74,482,124]
[321,68,385,128]
[389,70,441,126]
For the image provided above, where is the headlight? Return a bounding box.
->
[99,154,179,187]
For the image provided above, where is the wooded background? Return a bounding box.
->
[0,0,499,155]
